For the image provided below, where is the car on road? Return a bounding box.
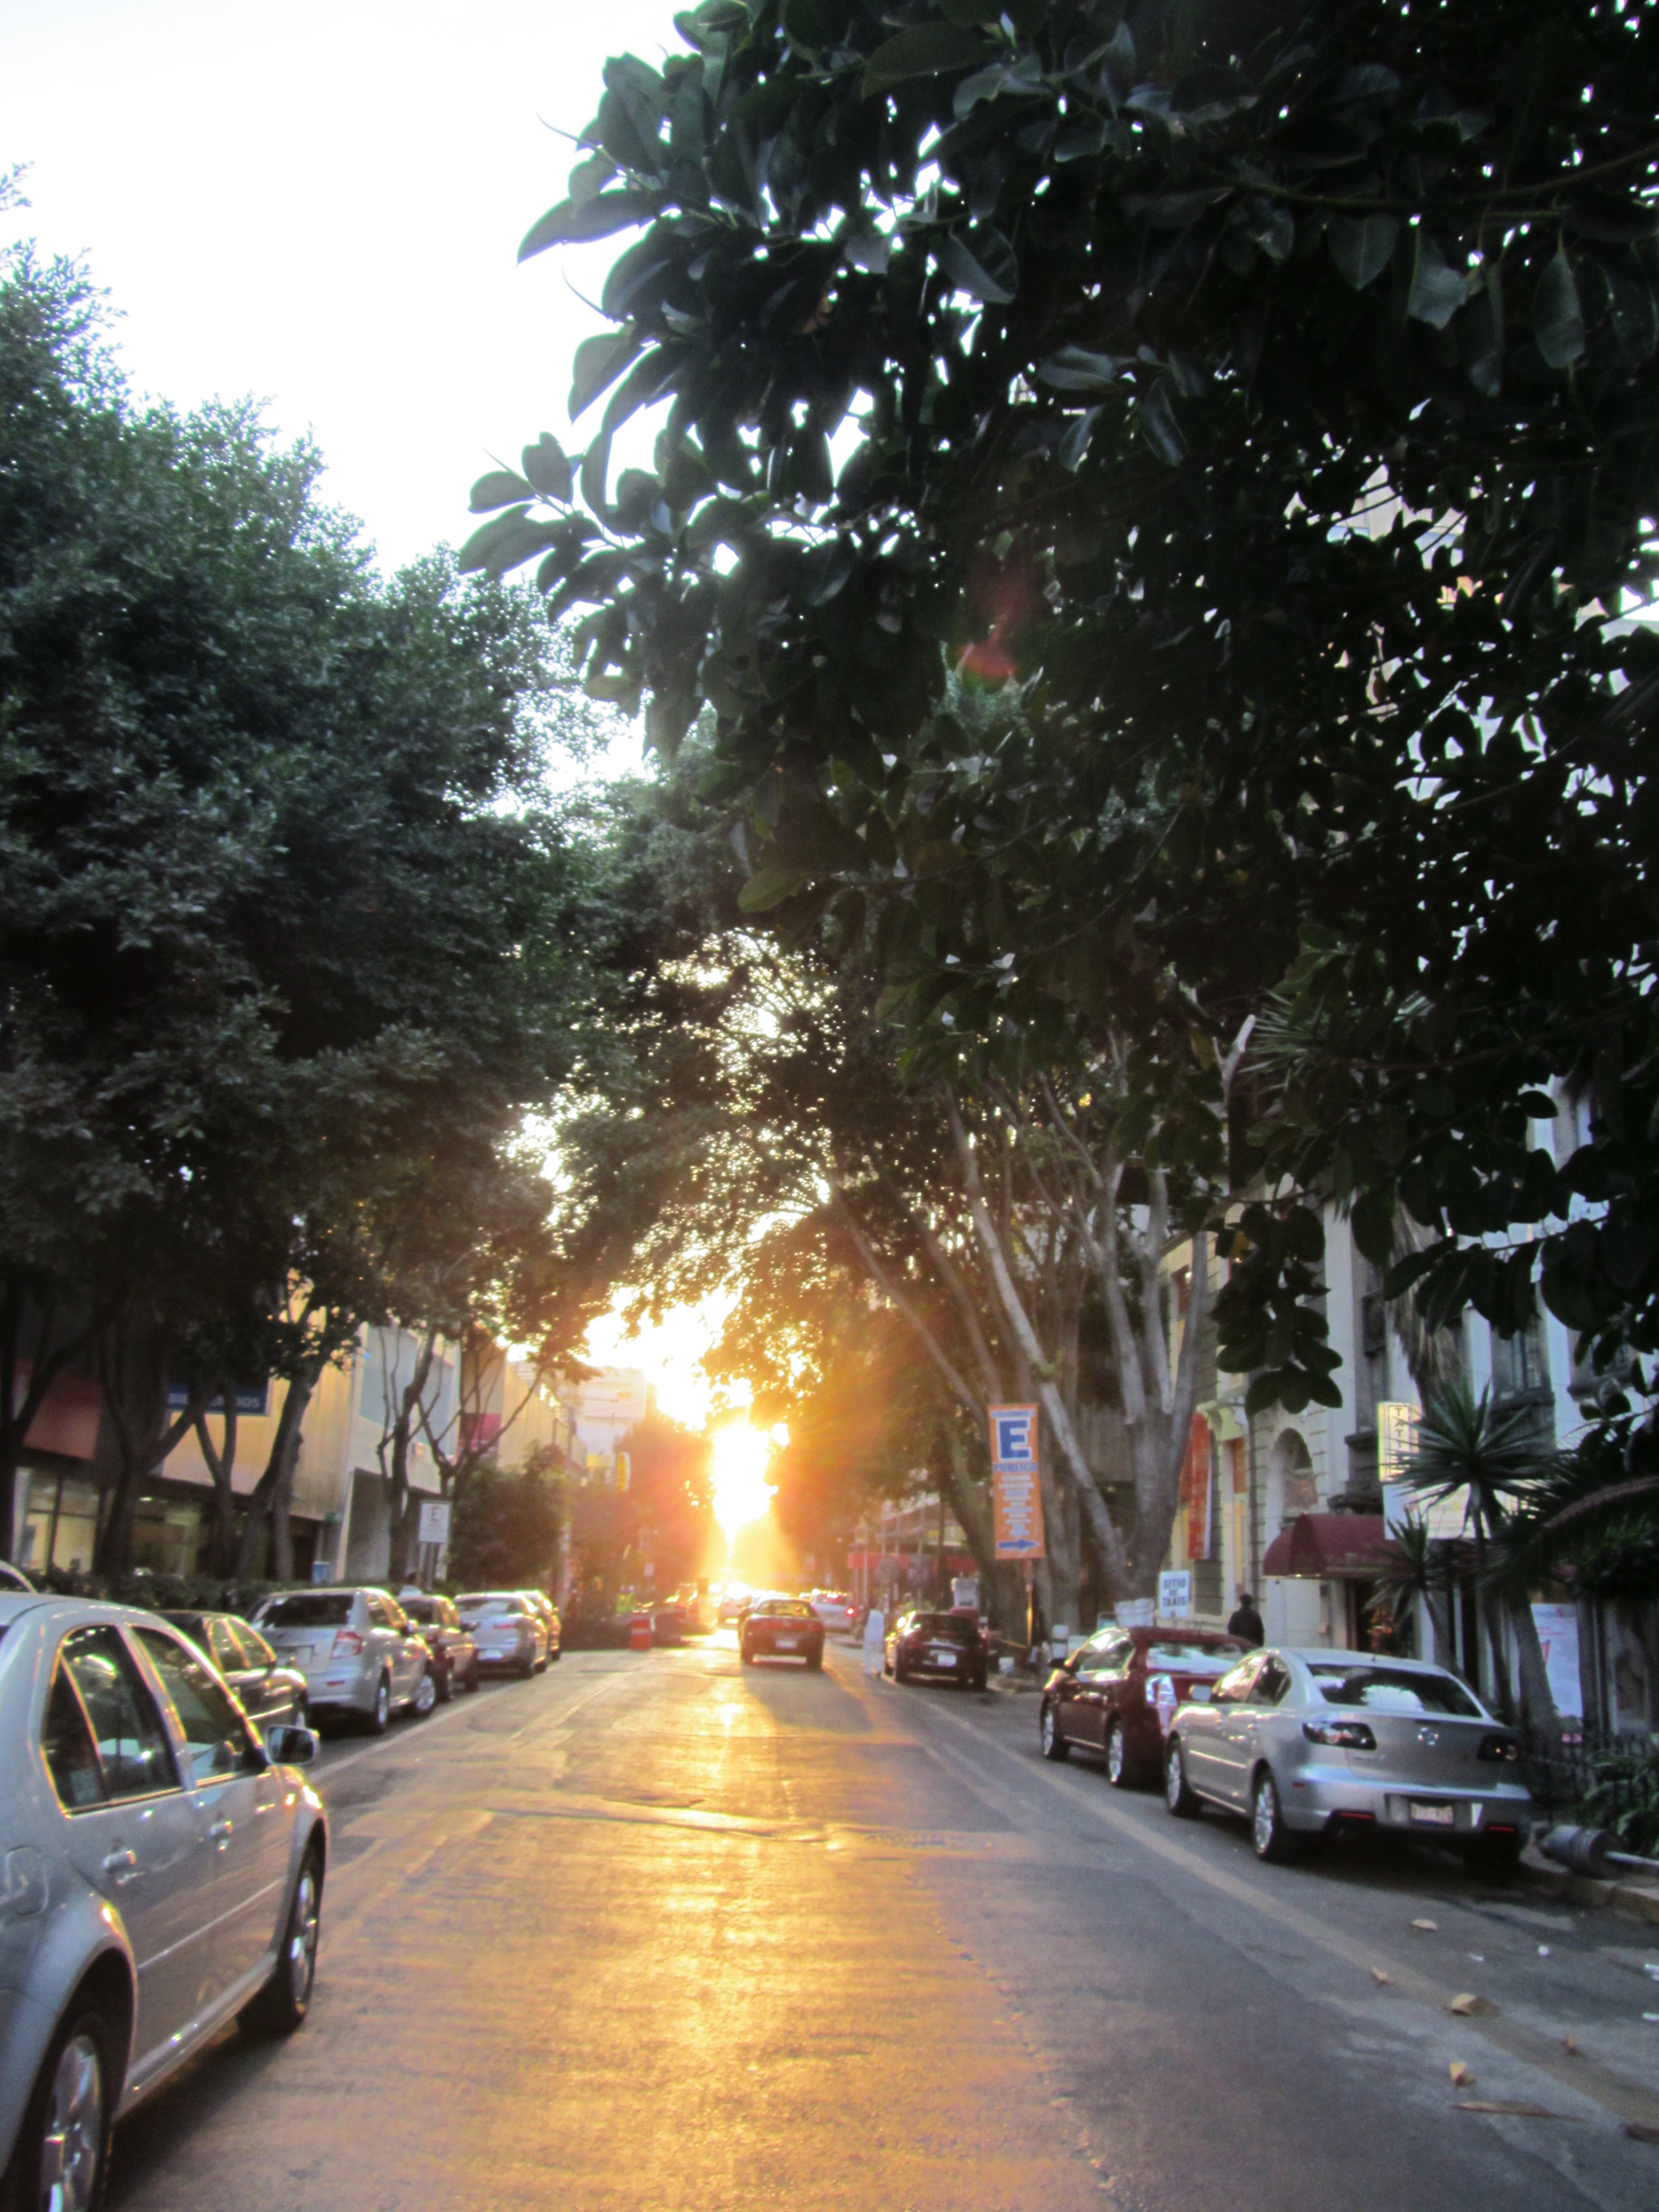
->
[455,1592,547,1677]
[249,1586,435,1732]
[1163,1646,1535,1876]
[885,1609,989,1690]
[161,1611,310,1734]
[517,1589,562,1661]
[808,1590,858,1636]
[739,1597,825,1669]
[0,1591,326,2212]
[1040,1623,1247,1783]
[395,1593,479,1699]
[716,1583,753,1627]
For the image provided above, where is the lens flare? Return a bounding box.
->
[710,1423,776,1546]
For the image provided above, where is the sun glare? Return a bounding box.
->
[710,1422,776,1547]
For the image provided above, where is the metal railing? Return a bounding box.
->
[1522,1725,1659,1859]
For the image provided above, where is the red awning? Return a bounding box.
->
[1261,1512,1392,1582]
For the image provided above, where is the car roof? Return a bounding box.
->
[1279,1647,1452,1671]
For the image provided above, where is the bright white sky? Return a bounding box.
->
[0,0,737,1427]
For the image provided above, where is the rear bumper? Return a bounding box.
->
[1282,1762,1534,1838]
[293,1660,378,1714]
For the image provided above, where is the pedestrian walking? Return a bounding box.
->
[1228,1588,1265,1647]
[863,1602,886,1676]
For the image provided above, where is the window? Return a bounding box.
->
[256,1592,353,1629]
[367,1595,398,1628]
[207,1619,248,1671]
[1248,1658,1293,1707]
[238,1625,278,1667]
[1309,1665,1485,1719]
[1209,1658,1262,1707]
[134,1629,259,1785]
[55,1629,176,1803]
[1077,1636,1130,1677]
[42,1666,108,1811]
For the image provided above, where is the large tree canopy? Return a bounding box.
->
[479,0,1659,1420]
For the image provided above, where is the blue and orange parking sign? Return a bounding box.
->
[989,1404,1045,1559]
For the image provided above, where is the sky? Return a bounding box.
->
[0,0,734,1427]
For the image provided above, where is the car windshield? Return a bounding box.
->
[257,1593,353,1627]
[755,1600,813,1618]
[1142,1641,1240,1670]
[1311,1665,1485,1717]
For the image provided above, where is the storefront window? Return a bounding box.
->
[22,1472,100,1574]
[130,1496,203,1578]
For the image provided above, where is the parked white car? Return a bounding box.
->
[1164,1646,1533,1876]
[249,1585,434,1731]
[0,1592,325,2211]
[808,1590,858,1636]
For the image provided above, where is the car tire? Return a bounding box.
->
[10,2000,118,2212]
[1165,1737,1202,1817]
[1250,1767,1302,1863]
[239,1846,322,2039]
[1463,1834,1524,1883]
[518,1653,536,1680]
[549,1643,561,1662]
[534,1650,548,1673]
[740,1642,755,1666]
[411,1667,437,1719]
[894,1657,910,1684]
[1106,1719,1136,1789]
[364,1673,392,1735]
[434,1660,454,1704]
[1040,1703,1070,1761]
[464,1660,481,1694]
[807,1647,823,1671]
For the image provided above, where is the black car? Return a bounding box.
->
[398,1592,481,1698]
[739,1597,826,1670]
[161,1609,310,1728]
[885,1610,988,1691]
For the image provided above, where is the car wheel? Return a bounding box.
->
[894,1657,910,1684]
[364,1673,392,1735]
[740,1642,755,1666]
[548,1642,561,1662]
[1463,1834,1524,1883]
[411,1667,437,1718]
[1106,1719,1135,1789]
[239,1846,322,2038]
[12,2002,116,2212]
[1040,1702,1070,1761]
[1165,1737,1202,1818]
[464,1661,481,1693]
[1250,1767,1301,1863]
[534,1648,548,1673]
[434,1660,454,1704]
[806,1646,823,1671]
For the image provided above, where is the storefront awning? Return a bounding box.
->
[1261,1512,1392,1582]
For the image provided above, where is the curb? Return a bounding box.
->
[1518,1848,1659,1926]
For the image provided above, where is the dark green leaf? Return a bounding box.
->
[457,507,559,579]
[1137,379,1186,465]
[738,863,808,912]
[1534,248,1586,368]
[518,190,659,262]
[1036,346,1124,392]
[937,226,1019,305]
[862,24,989,100]
[468,469,535,514]
[569,327,643,420]
[1351,1187,1395,1265]
[520,435,573,502]
[1328,212,1398,290]
[1406,233,1469,329]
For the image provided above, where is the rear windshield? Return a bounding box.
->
[1311,1665,1484,1718]
[754,1600,813,1618]
[1143,1641,1240,1670]
[257,1593,353,1627]
[909,1614,977,1640]
[401,1598,440,1623]
[459,1597,521,1618]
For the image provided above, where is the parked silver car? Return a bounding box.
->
[0,1592,325,2212]
[454,1592,547,1677]
[1164,1646,1533,1875]
[249,1586,434,1731]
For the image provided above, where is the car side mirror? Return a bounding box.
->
[265,1724,319,1766]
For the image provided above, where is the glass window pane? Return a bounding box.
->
[60,1629,177,1801]
[238,1625,277,1667]
[207,1619,247,1670]
[41,1665,107,1811]
[134,1628,258,1785]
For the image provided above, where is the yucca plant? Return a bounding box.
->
[1375,1514,1457,1666]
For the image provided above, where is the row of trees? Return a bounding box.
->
[0,225,684,1579]
[483,1,1659,1648]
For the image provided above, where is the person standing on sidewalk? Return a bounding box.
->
[1228,1589,1265,1647]
[863,1602,886,1676]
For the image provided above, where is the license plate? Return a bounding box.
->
[776,1637,797,1651]
[1410,1801,1456,1827]
[933,1651,957,1667]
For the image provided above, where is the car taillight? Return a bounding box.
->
[1303,1719,1377,1750]
[332,1629,364,1656]
[1479,1733,1522,1762]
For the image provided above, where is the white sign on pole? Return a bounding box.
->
[1157,1569,1192,1619]
[417,1500,451,1548]
[1531,1602,1583,1718]
[952,1575,979,1612]
[1115,1598,1155,1629]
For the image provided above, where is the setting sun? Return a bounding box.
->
[709,1422,777,1547]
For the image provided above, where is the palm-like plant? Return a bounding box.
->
[1403,1386,1553,1729]
[1375,1514,1455,1666]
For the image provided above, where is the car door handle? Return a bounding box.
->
[208,1818,233,1845]
[100,1848,138,1878]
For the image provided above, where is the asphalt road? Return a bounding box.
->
[106,1632,1659,2212]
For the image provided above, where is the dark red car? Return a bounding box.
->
[1040,1624,1247,1785]
[885,1609,989,1691]
[740,1596,825,1670]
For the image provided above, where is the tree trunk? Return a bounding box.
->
[383,1331,437,1588]
[235,1370,315,1580]
[1509,1593,1559,1739]
[193,1391,241,1579]
[92,1323,203,1574]
[0,1286,100,1564]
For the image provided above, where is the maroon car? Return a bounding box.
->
[1040,1624,1247,1785]
[885,1608,989,1691]
[740,1596,825,1670]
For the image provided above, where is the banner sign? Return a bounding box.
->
[989,1403,1045,1559]
[168,1378,271,1417]
[1157,1568,1192,1618]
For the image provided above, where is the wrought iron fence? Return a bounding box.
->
[1523,1725,1659,1857]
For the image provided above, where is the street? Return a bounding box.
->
[108,1634,1659,2212]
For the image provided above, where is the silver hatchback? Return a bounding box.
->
[0,1592,325,2211]
[249,1585,434,1731]
[1164,1646,1534,1876]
